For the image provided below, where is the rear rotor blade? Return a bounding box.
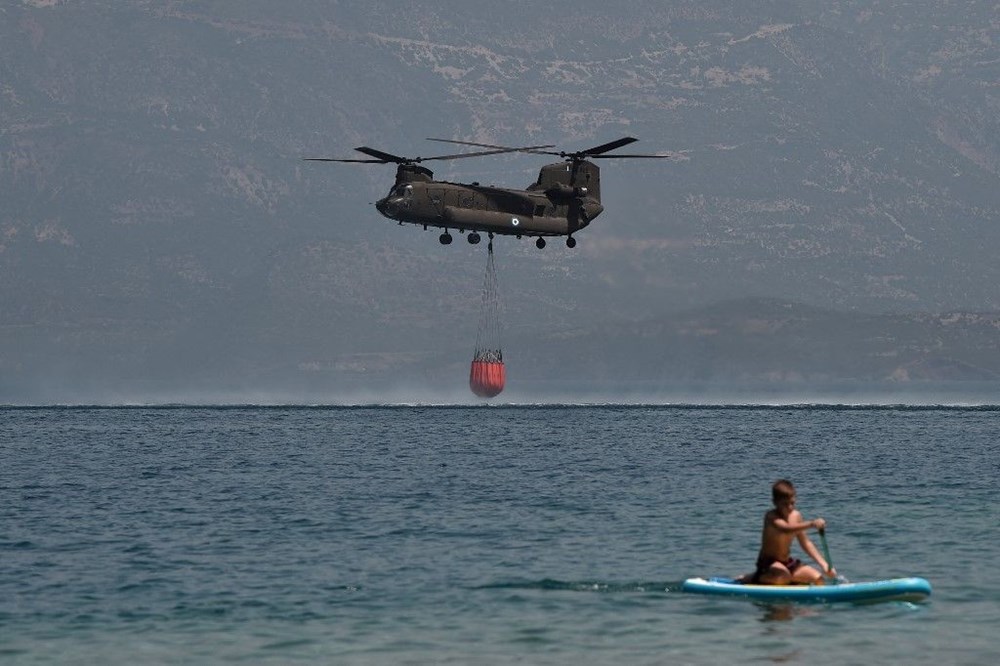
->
[588,152,675,159]
[355,146,407,163]
[577,137,638,156]
[306,138,663,166]
[430,136,665,160]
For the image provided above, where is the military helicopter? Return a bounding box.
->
[306,137,672,248]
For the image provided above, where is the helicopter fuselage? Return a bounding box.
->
[306,136,671,247]
[373,161,604,241]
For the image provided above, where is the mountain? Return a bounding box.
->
[2,1,999,402]
[517,298,1000,383]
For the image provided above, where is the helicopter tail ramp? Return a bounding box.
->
[470,242,505,398]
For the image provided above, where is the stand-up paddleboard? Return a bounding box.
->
[681,576,931,603]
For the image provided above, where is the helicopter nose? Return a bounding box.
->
[375,197,391,216]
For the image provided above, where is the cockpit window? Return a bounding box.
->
[393,184,414,198]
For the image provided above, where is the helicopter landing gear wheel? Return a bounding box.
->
[439,232,453,245]
[467,232,481,245]
[535,237,546,249]
[566,236,577,248]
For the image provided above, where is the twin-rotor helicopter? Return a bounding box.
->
[306,137,672,248]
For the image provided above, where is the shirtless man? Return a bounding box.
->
[751,479,836,585]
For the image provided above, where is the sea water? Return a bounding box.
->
[1,405,998,665]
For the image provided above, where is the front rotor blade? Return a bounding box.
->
[303,157,387,163]
[427,137,508,149]
[306,142,563,165]
[427,138,559,156]
[419,144,557,161]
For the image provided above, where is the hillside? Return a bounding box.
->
[2,1,998,402]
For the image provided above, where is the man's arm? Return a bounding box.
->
[773,512,825,534]
[797,530,831,573]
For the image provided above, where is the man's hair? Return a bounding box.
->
[772,479,796,503]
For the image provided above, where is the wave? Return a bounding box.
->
[473,578,685,594]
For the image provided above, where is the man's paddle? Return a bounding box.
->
[817,527,845,583]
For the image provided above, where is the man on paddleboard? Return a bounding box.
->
[745,479,836,585]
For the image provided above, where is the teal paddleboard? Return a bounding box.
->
[681,576,931,603]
